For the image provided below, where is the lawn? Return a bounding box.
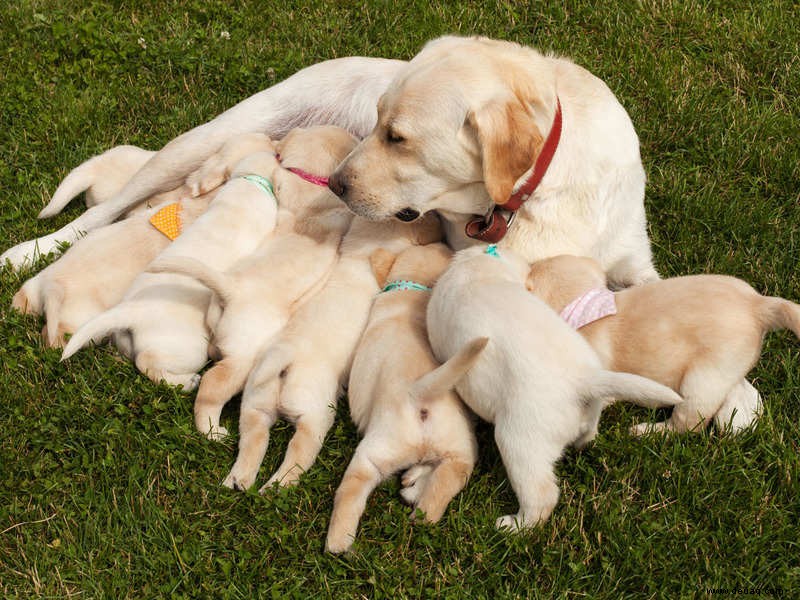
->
[1,0,799,597]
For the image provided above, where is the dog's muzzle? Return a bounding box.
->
[394,208,421,222]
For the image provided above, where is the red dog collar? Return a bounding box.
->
[465,97,563,243]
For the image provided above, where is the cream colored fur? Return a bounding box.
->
[330,36,656,287]
[60,134,278,390]
[12,187,209,348]
[222,213,443,492]
[526,255,799,433]
[326,243,483,553]
[427,245,682,531]
[38,145,156,218]
[148,126,359,438]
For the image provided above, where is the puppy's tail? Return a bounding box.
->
[39,155,104,218]
[147,256,233,305]
[43,283,66,348]
[11,282,41,315]
[585,370,683,409]
[61,303,141,360]
[410,337,489,402]
[247,343,294,389]
[758,296,800,341]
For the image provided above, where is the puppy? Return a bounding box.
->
[147,126,359,434]
[61,135,278,390]
[325,243,485,554]
[13,132,278,348]
[526,255,800,434]
[427,245,682,531]
[223,213,443,492]
[151,216,345,439]
[38,145,155,218]
[12,188,209,347]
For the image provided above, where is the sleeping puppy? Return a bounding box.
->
[147,125,359,436]
[325,243,485,554]
[526,255,799,434]
[38,145,156,218]
[222,213,443,492]
[61,136,278,390]
[427,245,682,531]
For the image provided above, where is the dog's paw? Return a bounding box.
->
[495,514,526,532]
[324,534,354,555]
[630,421,664,436]
[186,159,228,197]
[1,239,48,271]
[222,470,254,491]
[205,425,229,441]
[399,464,433,505]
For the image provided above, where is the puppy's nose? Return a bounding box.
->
[328,172,347,197]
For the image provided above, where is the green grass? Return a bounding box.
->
[2,0,799,597]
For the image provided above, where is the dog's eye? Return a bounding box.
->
[386,129,405,144]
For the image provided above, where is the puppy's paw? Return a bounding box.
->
[399,464,433,505]
[1,239,48,271]
[324,534,354,555]
[186,158,228,196]
[264,467,301,490]
[222,470,255,491]
[495,514,524,532]
[181,374,202,393]
[630,421,663,436]
[205,425,229,441]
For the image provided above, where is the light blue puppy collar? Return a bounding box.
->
[381,280,432,293]
[238,174,275,198]
[485,244,500,258]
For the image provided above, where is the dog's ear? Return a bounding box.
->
[411,212,444,246]
[467,97,544,207]
[369,248,397,288]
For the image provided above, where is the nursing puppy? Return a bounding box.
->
[427,245,682,531]
[149,126,360,437]
[12,188,209,347]
[526,255,800,434]
[61,135,278,390]
[326,243,484,554]
[13,132,280,347]
[223,213,443,492]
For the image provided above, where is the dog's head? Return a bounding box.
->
[329,36,557,224]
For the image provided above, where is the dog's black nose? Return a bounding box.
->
[328,173,347,197]
[394,208,421,222]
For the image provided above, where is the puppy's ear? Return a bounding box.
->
[369,249,397,288]
[412,212,444,246]
[467,97,544,206]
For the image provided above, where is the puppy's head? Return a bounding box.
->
[329,36,557,223]
[277,125,359,177]
[527,255,607,311]
[370,243,454,289]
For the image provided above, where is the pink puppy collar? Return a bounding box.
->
[560,287,617,330]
